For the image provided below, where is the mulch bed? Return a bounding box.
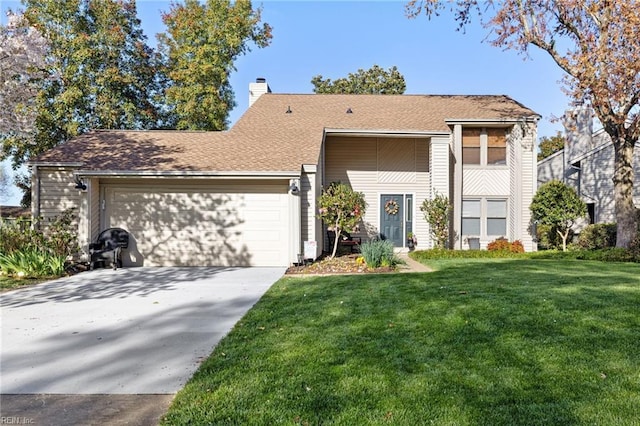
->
[285,253,394,275]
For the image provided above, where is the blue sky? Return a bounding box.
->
[1,0,571,204]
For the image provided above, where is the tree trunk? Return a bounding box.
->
[558,229,569,252]
[330,215,342,258]
[612,135,638,248]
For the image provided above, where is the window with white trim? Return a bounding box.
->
[487,128,507,165]
[462,198,508,237]
[462,127,508,166]
[486,199,507,236]
[462,200,481,235]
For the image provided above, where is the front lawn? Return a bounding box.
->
[162,259,640,425]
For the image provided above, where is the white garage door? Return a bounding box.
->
[103,182,290,267]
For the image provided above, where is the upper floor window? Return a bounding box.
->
[487,128,507,165]
[462,128,481,165]
[462,127,508,166]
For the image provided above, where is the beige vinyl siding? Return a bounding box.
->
[430,136,450,197]
[103,179,290,267]
[458,125,539,249]
[37,167,81,229]
[377,139,417,183]
[431,136,452,250]
[301,167,321,259]
[508,128,519,245]
[301,173,313,244]
[462,169,510,196]
[518,124,537,251]
[324,136,430,248]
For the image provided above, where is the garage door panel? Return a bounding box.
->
[104,185,290,267]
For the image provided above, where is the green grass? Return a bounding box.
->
[0,275,48,292]
[162,259,640,425]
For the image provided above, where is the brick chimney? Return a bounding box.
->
[249,77,271,107]
[562,102,593,165]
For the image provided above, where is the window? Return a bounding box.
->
[462,199,481,235]
[487,128,507,165]
[462,198,508,237]
[462,129,481,165]
[486,200,507,236]
[587,203,595,224]
[462,127,509,166]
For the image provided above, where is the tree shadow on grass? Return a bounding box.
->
[180,259,640,425]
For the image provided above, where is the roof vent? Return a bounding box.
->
[256,77,266,83]
[286,106,292,114]
[346,107,353,114]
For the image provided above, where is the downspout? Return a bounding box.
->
[453,125,463,249]
[30,165,40,228]
[289,178,302,265]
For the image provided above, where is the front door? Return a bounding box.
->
[381,194,403,246]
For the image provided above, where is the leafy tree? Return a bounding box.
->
[538,131,566,161]
[530,180,586,251]
[420,193,450,249]
[158,0,272,130]
[1,0,163,170]
[311,65,406,94]
[14,173,31,208]
[317,182,367,258]
[406,0,640,248]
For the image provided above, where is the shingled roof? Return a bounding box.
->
[32,93,539,174]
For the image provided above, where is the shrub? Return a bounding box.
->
[573,248,638,263]
[420,194,450,249]
[487,238,525,253]
[0,218,45,255]
[410,248,526,261]
[410,247,639,263]
[510,240,525,253]
[360,239,400,268]
[0,209,79,278]
[0,249,66,278]
[487,237,510,251]
[42,208,79,258]
[576,223,617,250]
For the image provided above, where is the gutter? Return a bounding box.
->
[72,170,302,179]
[28,162,84,168]
[445,116,541,125]
[323,128,448,137]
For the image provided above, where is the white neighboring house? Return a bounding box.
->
[29,79,541,267]
[537,105,640,226]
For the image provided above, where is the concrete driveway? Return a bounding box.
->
[1,266,284,395]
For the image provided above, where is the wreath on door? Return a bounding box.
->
[384,199,399,215]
